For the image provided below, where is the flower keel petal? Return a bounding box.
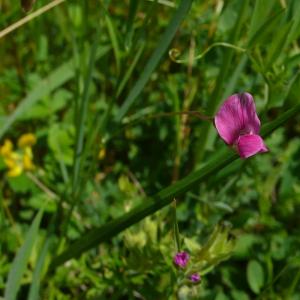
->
[237,134,268,158]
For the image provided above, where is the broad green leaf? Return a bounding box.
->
[247,260,265,294]
[216,292,230,300]
[231,290,250,300]
[4,209,43,300]
[48,123,74,165]
[0,46,110,140]
[115,0,193,122]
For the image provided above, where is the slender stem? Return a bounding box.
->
[172,199,181,252]
[286,267,300,297]
[26,172,58,199]
[169,42,246,64]
[126,111,213,123]
[62,31,100,238]
[146,0,176,7]
[0,0,66,40]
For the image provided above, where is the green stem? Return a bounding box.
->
[169,42,246,64]
[172,199,181,252]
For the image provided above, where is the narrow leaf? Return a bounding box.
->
[27,238,52,300]
[265,21,293,68]
[247,9,285,48]
[4,209,43,300]
[248,0,276,41]
[115,0,193,122]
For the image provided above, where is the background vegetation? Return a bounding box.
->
[0,0,300,299]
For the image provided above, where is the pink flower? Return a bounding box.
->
[214,93,268,158]
[173,251,189,268]
[189,273,201,283]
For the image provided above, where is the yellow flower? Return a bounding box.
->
[18,133,36,148]
[0,139,13,157]
[23,147,35,171]
[7,164,23,177]
[0,134,36,177]
[4,152,21,168]
[3,152,23,177]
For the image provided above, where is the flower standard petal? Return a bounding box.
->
[214,93,261,145]
[236,93,261,135]
[214,94,243,145]
[237,134,268,158]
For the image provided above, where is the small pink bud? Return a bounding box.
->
[173,251,189,268]
[189,273,201,283]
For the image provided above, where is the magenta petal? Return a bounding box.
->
[173,251,189,268]
[237,134,268,158]
[214,93,261,145]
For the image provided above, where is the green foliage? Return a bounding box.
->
[0,0,300,299]
[4,209,43,300]
[247,260,265,294]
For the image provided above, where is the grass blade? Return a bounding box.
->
[247,9,285,48]
[27,238,52,300]
[248,0,276,42]
[115,0,193,122]
[105,13,121,75]
[116,42,146,97]
[4,209,43,300]
[52,103,300,267]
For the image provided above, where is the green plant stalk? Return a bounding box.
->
[286,267,300,297]
[172,199,181,252]
[115,0,193,122]
[258,255,300,299]
[104,13,121,75]
[62,35,100,237]
[116,41,146,97]
[194,0,249,164]
[169,42,246,64]
[52,103,300,267]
